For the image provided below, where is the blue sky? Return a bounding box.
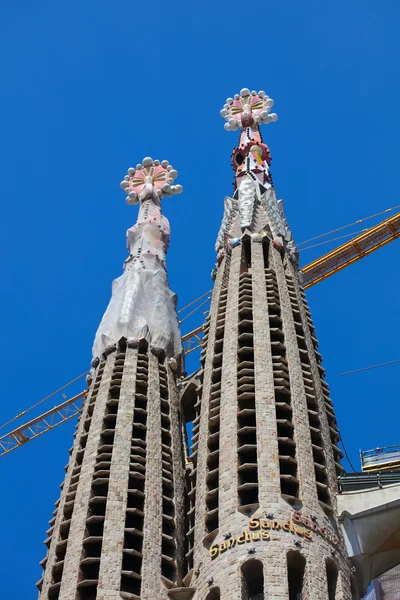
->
[0,0,399,596]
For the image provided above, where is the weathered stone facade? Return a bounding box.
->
[37,235,355,599]
[186,237,355,599]
[37,341,186,600]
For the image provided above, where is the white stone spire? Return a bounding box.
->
[92,157,183,358]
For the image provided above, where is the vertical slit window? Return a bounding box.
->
[287,551,306,600]
[241,559,264,600]
[204,289,226,533]
[299,288,344,477]
[221,251,231,289]
[120,344,148,599]
[241,236,252,273]
[286,273,331,510]
[45,358,106,600]
[237,265,259,510]
[76,346,126,600]
[326,559,338,600]
[186,382,200,570]
[159,360,177,584]
[206,588,220,600]
[265,245,299,502]
[185,312,211,567]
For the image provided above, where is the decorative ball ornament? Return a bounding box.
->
[120,157,182,203]
[128,191,139,205]
[221,89,278,130]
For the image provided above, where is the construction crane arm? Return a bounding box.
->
[182,325,205,355]
[0,392,86,457]
[300,212,400,289]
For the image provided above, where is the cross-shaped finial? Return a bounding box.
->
[221,88,278,131]
[120,157,182,204]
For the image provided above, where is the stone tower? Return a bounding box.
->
[37,157,187,600]
[37,92,358,600]
[185,90,355,600]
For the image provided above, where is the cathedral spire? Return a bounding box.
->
[92,157,183,359]
[216,88,298,265]
[185,88,351,600]
[39,157,187,600]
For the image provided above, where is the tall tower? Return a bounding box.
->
[37,157,187,600]
[186,90,354,600]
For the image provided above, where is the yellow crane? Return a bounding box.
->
[0,393,86,456]
[1,211,399,457]
[301,211,400,289]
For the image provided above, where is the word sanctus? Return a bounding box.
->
[292,511,339,547]
[210,516,312,559]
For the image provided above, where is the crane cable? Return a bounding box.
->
[179,295,212,325]
[297,203,400,248]
[340,359,400,377]
[0,370,90,431]
[177,289,213,314]
[300,228,370,252]
[337,360,400,470]
[339,435,358,473]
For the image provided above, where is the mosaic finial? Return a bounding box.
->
[120,157,182,204]
[220,88,278,131]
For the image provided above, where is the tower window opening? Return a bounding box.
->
[237,271,259,510]
[241,559,264,599]
[221,251,231,288]
[266,265,299,502]
[287,550,306,600]
[120,349,148,597]
[120,573,141,598]
[262,238,269,268]
[76,352,127,596]
[181,378,199,574]
[159,361,177,584]
[181,380,197,455]
[241,237,252,272]
[206,588,221,600]
[205,291,226,534]
[326,559,338,600]
[286,272,332,510]
[77,587,97,600]
[44,359,107,586]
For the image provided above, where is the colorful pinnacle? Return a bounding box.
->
[220,88,278,130]
[119,157,182,205]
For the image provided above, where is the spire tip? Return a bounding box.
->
[221,89,278,130]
